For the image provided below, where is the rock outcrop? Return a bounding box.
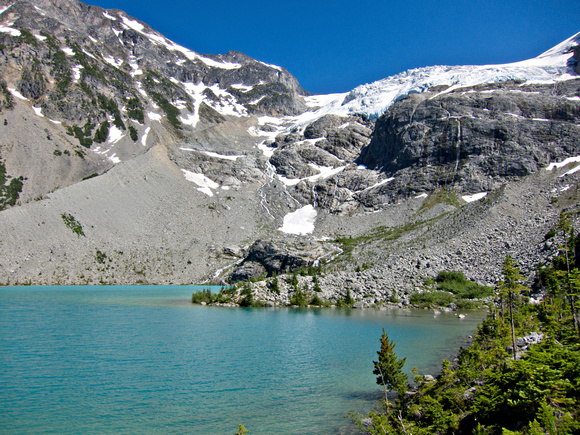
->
[358,79,580,201]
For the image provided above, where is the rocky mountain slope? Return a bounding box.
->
[0,0,579,306]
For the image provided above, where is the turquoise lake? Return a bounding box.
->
[0,286,487,434]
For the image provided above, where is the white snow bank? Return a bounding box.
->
[108,125,124,143]
[462,192,488,203]
[0,25,20,37]
[103,55,123,68]
[306,164,346,182]
[121,15,144,32]
[415,193,429,199]
[546,156,580,171]
[7,88,27,100]
[257,142,275,158]
[181,169,219,196]
[202,151,242,161]
[179,113,197,126]
[230,84,253,91]
[304,93,347,108]
[32,106,43,117]
[72,65,83,82]
[141,126,150,146]
[148,112,162,121]
[279,205,317,235]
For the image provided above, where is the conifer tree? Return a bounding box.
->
[498,256,526,360]
[373,328,408,410]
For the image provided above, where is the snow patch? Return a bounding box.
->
[148,112,162,121]
[462,192,488,203]
[8,88,28,100]
[34,34,47,41]
[0,25,20,37]
[72,65,83,82]
[257,142,275,158]
[181,169,219,196]
[305,165,346,183]
[121,15,144,32]
[32,106,44,117]
[108,125,124,143]
[278,176,301,187]
[103,11,116,20]
[61,47,75,56]
[279,205,317,235]
[103,55,123,68]
[415,193,429,199]
[359,177,395,192]
[230,84,253,91]
[179,113,197,126]
[202,151,242,161]
[141,126,150,146]
[304,93,346,108]
[546,156,580,171]
[259,61,282,71]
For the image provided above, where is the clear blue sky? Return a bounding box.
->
[88,0,580,94]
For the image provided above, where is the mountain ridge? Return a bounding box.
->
[0,0,579,307]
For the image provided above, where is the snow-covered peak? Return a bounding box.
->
[297,31,580,123]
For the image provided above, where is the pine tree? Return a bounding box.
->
[498,256,526,360]
[373,328,408,410]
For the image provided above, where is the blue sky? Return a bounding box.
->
[89,0,580,94]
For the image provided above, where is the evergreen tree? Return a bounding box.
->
[373,328,408,410]
[498,256,526,360]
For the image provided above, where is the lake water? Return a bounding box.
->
[0,286,486,434]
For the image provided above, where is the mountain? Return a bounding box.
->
[0,0,579,306]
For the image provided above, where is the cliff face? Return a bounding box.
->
[358,79,580,202]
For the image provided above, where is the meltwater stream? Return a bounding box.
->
[0,286,486,434]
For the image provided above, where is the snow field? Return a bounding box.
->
[278,205,317,235]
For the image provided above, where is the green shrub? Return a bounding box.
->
[128,125,138,142]
[191,289,214,304]
[61,212,85,237]
[239,283,254,307]
[269,277,280,294]
[309,294,324,306]
[151,92,181,130]
[127,97,144,123]
[93,121,110,143]
[435,270,493,299]
[410,291,454,308]
[289,288,308,307]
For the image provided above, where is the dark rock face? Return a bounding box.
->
[358,79,580,198]
[229,240,308,282]
[568,44,580,75]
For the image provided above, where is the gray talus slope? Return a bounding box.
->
[0,143,266,284]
